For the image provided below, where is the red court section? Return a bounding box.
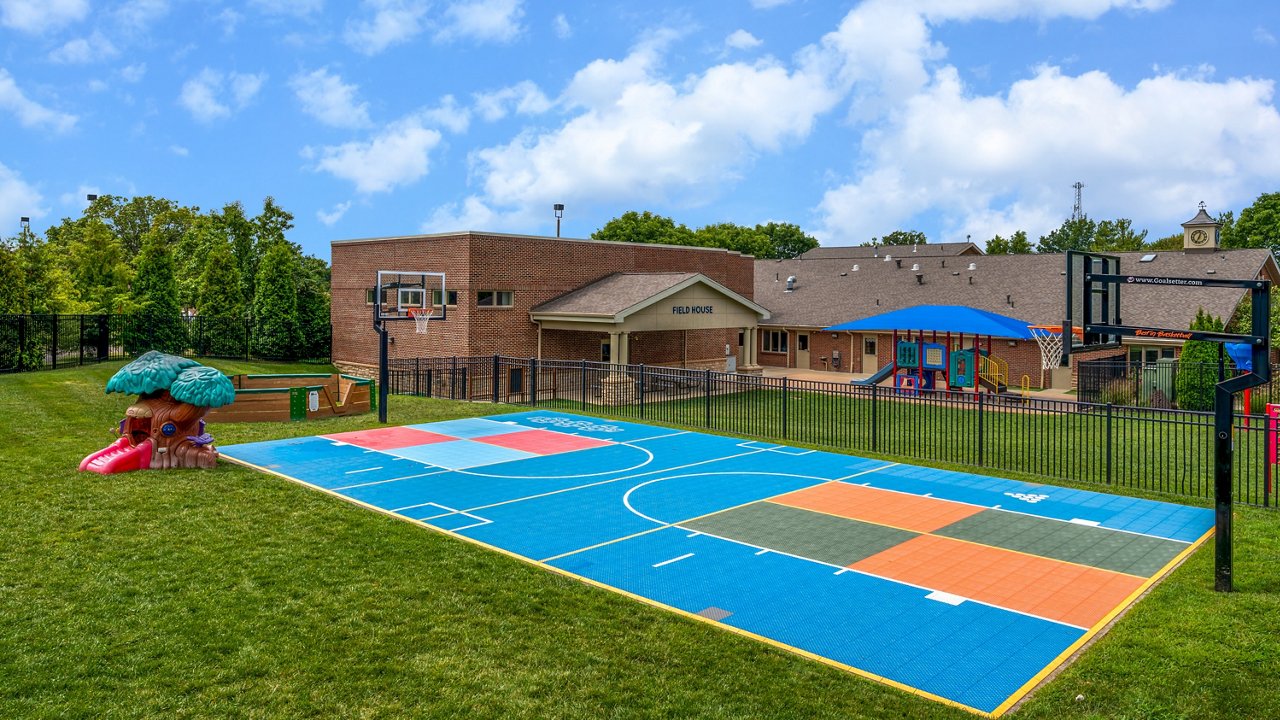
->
[321,427,454,450]
[475,429,611,455]
[772,482,985,533]
[850,535,1146,628]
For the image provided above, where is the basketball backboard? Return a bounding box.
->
[374,270,447,323]
[1062,250,1122,364]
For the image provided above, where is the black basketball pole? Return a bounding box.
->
[375,313,390,424]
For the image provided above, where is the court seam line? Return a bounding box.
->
[448,442,654,480]
[988,524,1215,717]
[843,474,1198,544]
[765,494,1154,580]
[331,469,448,491]
[668,523,1090,632]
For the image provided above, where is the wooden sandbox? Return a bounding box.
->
[207,374,373,422]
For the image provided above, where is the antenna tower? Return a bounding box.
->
[1071,181,1085,221]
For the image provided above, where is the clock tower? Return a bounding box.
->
[1181,201,1221,252]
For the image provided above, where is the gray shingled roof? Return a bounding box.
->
[532,272,698,315]
[757,249,1277,331]
[798,242,983,260]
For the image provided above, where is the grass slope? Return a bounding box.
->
[1,361,1277,719]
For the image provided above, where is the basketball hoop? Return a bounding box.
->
[1029,325,1083,369]
[407,308,432,334]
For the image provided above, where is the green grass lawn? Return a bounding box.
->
[2,360,1279,719]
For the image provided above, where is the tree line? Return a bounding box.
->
[591,211,819,259]
[0,195,329,361]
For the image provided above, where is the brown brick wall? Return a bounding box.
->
[332,233,754,368]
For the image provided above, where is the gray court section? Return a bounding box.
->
[933,510,1188,577]
[683,502,918,568]
[697,607,733,621]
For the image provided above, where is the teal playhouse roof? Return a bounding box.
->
[823,305,1034,339]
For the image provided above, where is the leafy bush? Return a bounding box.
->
[1100,377,1137,406]
[1175,310,1223,411]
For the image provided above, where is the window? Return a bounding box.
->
[600,340,611,363]
[797,334,809,351]
[431,289,459,306]
[477,290,514,307]
[763,330,788,354]
[365,288,376,305]
[864,337,877,355]
[399,288,425,311]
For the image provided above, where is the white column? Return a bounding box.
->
[608,331,622,365]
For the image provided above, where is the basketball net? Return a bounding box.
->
[1029,326,1077,370]
[408,308,432,335]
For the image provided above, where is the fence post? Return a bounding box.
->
[704,368,712,429]
[493,355,501,404]
[244,318,251,360]
[414,357,421,397]
[78,314,85,366]
[451,356,458,400]
[977,390,985,467]
[580,360,588,411]
[638,364,646,419]
[530,357,539,407]
[782,377,789,440]
[870,382,879,453]
[17,315,26,371]
[1105,403,1114,485]
[50,315,58,370]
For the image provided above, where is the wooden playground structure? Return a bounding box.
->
[207,374,373,423]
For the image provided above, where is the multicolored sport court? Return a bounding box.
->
[219,410,1213,716]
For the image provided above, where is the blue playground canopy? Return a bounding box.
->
[823,305,1034,340]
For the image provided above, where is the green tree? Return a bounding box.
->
[1174,309,1225,411]
[1230,192,1280,254]
[255,196,296,250]
[1036,217,1096,253]
[14,228,80,314]
[83,194,183,259]
[213,201,260,308]
[195,238,248,356]
[67,219,133,313]
[296,255,332,360]
[126,234,186,354]
[251,241,303,360]
[1216,210,1236,248]
[1092,218,1148,251]
[0,240,25,313]
[174,216,223,310]
[862,230,927,247]
[755,222,818,259]
[986,230,1033,254]
[693,223,772,257]
[1145,233,1183,251]
[592,211,698,246]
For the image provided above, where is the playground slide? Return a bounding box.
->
[79,436,153,474]
[851,365,895,386]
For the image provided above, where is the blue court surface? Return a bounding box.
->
[219,410,1213,716]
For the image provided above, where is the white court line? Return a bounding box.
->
[344,466,383,475]
[833,463,899,482]
[622,470,833,525]
[332,470,447,492]
[754,549,769,556]
[686,531,701,538]
[652,553,694,568]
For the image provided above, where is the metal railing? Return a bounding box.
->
[388,355,1277,508]
[1078,358,1280,411]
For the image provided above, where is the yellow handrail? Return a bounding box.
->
[1021,374,1031,399]
[978,355,1008,390]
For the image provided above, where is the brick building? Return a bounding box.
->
[331,231,767,375]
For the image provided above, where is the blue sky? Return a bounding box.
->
[2,0,1278,261]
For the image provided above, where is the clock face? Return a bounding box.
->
[1189,229,1209,246]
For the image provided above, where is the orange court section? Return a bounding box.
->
[772,481,986,533]
[849,534,1147,629]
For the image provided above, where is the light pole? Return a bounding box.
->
[20,216,30,232]
[553,203,564,238]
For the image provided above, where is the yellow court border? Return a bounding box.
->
[220,450,1213,719]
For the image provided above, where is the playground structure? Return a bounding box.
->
[205,374,373,423]
[79,351,235,473]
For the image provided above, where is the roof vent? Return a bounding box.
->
[967,262,977,271]
[1006,294,1014,306]
[1140,253,1157,262]
[895,259,902,269]
[941,259,946,268]
[912,244,918,253]
[840,272,847,277]
[911,263,920,271]
[968,276,973,284]
[1207,269,1217,274]
[785,275,797,292]
[915,274,924,285]
[884,254,892,262]
[852,264,859,272]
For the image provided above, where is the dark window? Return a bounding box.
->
[477,290,514,307]
[798,334,809,351]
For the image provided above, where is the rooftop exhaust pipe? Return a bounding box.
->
[884,254,892,262]
[967,262,977,271]
[911,263,920,271]
[916,274,924,285]
[852,264,859,271]
[785,275,797,292]
[895,259,902,268]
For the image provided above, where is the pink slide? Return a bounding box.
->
[79,437,153,474]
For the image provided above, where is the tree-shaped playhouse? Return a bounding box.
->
[80,351,236,473]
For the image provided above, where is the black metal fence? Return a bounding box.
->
[389,355,1277,508]
[1079,357,1280,412]
[0,313,256,372]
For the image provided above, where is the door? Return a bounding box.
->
[863,335,878,373]
[795,333,810,370]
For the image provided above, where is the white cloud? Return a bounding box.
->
[344,0,429,55]
[815,66,1280,244]
[215,7,243,37]
[552,13,570,39]
[473,80,551,122]
[724,29,762,51]
[290,68,371,128]
[436,0,524,43]
[750,0,793,8]
[305,116,443,193]
[169,144,188,156]
[0,0,87,34]
[419,94,470,133]
[58,184,101,207]
[113,0,170,35]
[249,0,321,16]
[1256,26,1277,46]
[317,201,351,226]
[179,68,267,123]
[49,31,119,64]
[0,161,44,222]
[120,63,146,83]
[0,68,77,132]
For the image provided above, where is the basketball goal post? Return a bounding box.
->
[1063,250,1270,592]
[373,271,446,423]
